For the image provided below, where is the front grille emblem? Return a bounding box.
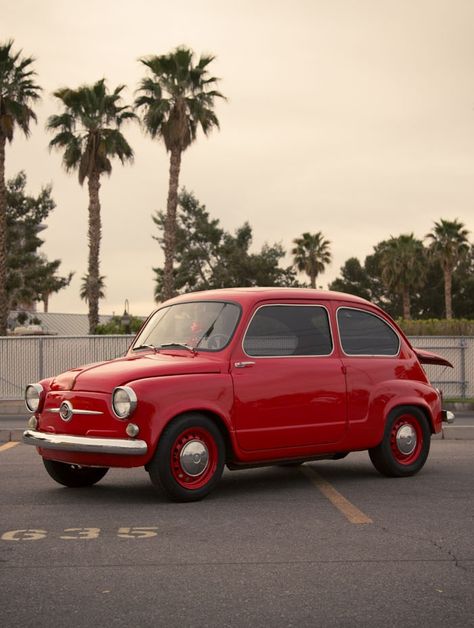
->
[59,400,74,422]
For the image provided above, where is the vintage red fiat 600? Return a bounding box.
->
[23,288,454,501]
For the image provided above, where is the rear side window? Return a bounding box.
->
[243,305,332,357]
[337,308,400,356]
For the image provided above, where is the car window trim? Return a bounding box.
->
[336,306,401,358]
[242,303,335,359]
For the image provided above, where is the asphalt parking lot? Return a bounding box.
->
[1,440,473,627]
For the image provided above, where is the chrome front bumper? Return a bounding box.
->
[22,429,148,456]
[442,410,455,424]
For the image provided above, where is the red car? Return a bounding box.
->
[23,288,454,501]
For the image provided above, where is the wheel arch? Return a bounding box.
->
[153,408,236,464]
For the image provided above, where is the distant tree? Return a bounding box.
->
[328,257,372,301]
[135,47,225,302]
[292,232,331,289]
[377,234,426,320]
[95,314,143,335]
[0,40,41,334]
[6,172,72,312]
[47,79,135,332]
[152,190,298,296]
[80,274,106,303]
[426,219,470,319]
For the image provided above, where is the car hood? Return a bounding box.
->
[414,348,453,368]
[50,351,225,393]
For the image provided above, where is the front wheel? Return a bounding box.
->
[369,406,431,477]
[42,459,109,487]
[148,413,225,502]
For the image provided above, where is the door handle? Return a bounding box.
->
[234,361,255,368]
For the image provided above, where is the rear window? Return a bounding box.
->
[337,308,400,356]
[243,305,332,357]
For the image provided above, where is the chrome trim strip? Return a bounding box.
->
[49,408,104,416]
[335,306,401,358]
[22,429,147,456]
[241,303,335,359]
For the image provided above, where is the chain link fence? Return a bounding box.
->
[0,335,472,400]
[0,335,133,400]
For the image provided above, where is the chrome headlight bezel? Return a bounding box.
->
[25,383,44,413]
[112,386,137,420]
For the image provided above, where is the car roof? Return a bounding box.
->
[164,287,373,308]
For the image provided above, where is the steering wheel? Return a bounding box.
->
[207,334,230,350]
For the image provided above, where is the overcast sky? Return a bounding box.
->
[3,0,474,316]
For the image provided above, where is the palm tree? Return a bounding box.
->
[426,219,470,319]
[292,232,331,288]
[378,234,426,320]
[0,40,41,335]
[80,274,106,303]
[135,47,225,301]
[47,80,135,333]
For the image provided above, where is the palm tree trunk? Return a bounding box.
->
[0,136,8,336]
[87,171,102,333]
[162,147,182,301]
[310,272,316,289]
[402,287,411,320]
[444,268,452,319]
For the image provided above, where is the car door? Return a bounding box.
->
[231,302,347,452]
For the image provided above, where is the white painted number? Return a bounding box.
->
[1,527,158,541]
[2,529,47,541]
[117,526,158,539]
[60,527,101,540]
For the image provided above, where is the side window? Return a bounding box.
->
[337,308,400,356]
[243,305,332,357]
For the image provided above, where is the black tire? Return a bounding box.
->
[42,459,109,488]
[369,406,431,477]
[148,413,225,502]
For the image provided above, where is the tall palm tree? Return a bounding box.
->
[135,46,225,301]
[378,234,426,320]
[0,40,41,335]
[292,232,331,288]
[426,219,470,319]
[47,80,135,333]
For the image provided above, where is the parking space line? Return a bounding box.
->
[0,442,19,453]
[301,466,373,525]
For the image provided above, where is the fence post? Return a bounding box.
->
[460,336,467,399]
[38,337,44,381]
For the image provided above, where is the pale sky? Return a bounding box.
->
[2,0,474,316]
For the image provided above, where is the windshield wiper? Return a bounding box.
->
[195,304,227,349]
[159,342,197,355]
[133,344,159,353]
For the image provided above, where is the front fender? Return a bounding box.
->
[129,373,235,462]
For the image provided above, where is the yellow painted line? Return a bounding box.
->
[301,465,373,525]
[0,442,19,453]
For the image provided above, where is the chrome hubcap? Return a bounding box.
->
[396,424,417,455]
[179,440,209,477]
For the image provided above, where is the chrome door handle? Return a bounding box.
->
[234,361,255,368]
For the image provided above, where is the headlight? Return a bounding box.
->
[112,386,137,419]
[25,384,44,413]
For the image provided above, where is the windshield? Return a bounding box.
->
[132,301,241,352]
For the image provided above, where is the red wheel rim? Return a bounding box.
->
[170,427,218,489]
[390,415,423,465]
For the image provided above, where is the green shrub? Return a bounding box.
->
[397,318,474,336]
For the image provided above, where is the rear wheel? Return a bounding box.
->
[43,459,109,487]
[148,413,225,502]
[369,406,431,477]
